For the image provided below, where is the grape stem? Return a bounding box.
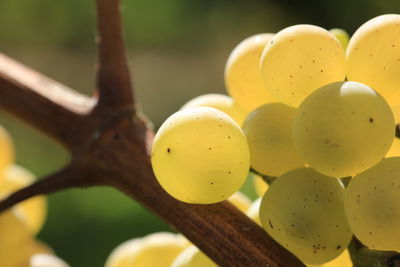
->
[250,168,276,185]
[0,0,306,266]
[348,237,400,267]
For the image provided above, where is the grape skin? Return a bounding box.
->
[259,168,352,265]
[293,81,394,178]
[347,14,400,106]
[329,28,349,50]
[0,125,15,174]
[344,157,400,252]
[243,103,305,176]
[151,107,250,204]
[260,24,345,107]
[224,33,276,112]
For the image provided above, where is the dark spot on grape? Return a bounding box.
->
[291,224,295,227]
[369,117,374,123]
[320,69,323,72]
[167,148,171,153]
[337,245,341,249]
[228,171,231,174]
[269,219,274,229]
[210,182,214,185]
[227,136,231,139]
[336,224,339,228]
[209,147,212,150]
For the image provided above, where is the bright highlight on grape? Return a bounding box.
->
[259,168,352,265]
[293,81,394,177]
[151,107,250,204]
[260,24,346,107]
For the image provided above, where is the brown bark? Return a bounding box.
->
[0,0,305,266]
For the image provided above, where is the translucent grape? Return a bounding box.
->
[228,191,251,212]
[171,245,217,267]
[0,210,34,267]
[181,93,247,125]
[224,33,276,112]
[252,172,269,197]
[246,197,261,225]
[259,168,352,265]
[329,28,349,50]
[0,125,15,174]
[293,81,394,177]
[346,14,400,105]
[243,103,305,176]
[260,24,345,107]
[151,107,250,204]
[0,164,47,234]
[386,105,400,157]
[344,157,400,251]
[105,232,188,267]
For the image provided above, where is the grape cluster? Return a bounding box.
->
[0,125,69,267]
[106,14,400,266]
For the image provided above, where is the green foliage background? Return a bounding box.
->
[0,0,399,266]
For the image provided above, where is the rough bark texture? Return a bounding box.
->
[0,0,306,266]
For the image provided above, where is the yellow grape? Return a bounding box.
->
[346,14,400,105]
[105,232,188,267]
[180,93,247,125]
[0,164,47,234]
[0,124,15,174]
[293,81,394,177]
[252,172,269,197]
[307,249,353,267]
[28,254,70,267]
[386,105,400,157]
[0,210,35,267]
[259,168,352,265]
[246,197,261,225]
[329,28,349,50]
[344,157,400,251]
[243,103,305,176]
[151,107,250,204]
[228,191,251,212]
[171,245,217,267]
[224,33,276,112]
[260,24,345,107]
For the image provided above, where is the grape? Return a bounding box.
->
[243,103,305,176]
[0,210,34,267]
[307,249,352,267]
[0,164,47,234]
[224,33,276,112]
[386,105,400,157]
[228,191,251,212]
[0,124,15,174]
[259,168,352,265]
[293,81,394,177]
[105,232,188,267]
[246,197,261,225]
[347,14,400,105]
[171,245,217,267]
[329,28,349,50]
[28,254,70,267]
[260,24,345,107]
[252,172,269,197]
[181,93,247,125]
[151,107,250,204]
[344,157,400,251]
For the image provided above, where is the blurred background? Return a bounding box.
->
[0,0,399,266]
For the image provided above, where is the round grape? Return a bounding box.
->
[344,157,400,252]
[293,81,394,177]
[151,107,250,204]
[259,168,352,265]
[347,14,400,105]
[171,245,217,267]
[225,33,276,112]
[260,24,345,107]
[243,103,305,176]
